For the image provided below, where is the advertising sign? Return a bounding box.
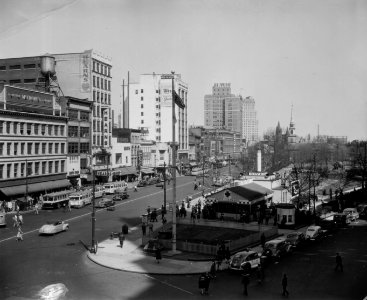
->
[80,51,91,93]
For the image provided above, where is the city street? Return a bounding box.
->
[1,176,367,299]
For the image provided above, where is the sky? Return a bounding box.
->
[0,0,366,141]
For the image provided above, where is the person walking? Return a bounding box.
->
[257,264,264,284]
[335,253,343,272]
[155,247,162,263]
[204,272,211,295]
[198,273,207,295]
[16,227,23,242]
[118,233,125,248]
[34,202,39,215]
[67,201,71,212]
[209,260,216,279]
[282,273,289,297]
[241,273,250,296]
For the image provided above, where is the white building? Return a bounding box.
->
[125,73,189,162]
[242,96,259,145]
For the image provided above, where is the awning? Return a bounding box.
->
[0,179,71,197]
[141,168,155,174]
[113,166,138,176]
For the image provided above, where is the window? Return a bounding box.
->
[0,143,3,155]
[13,122,17,134]
[6,143,10,156]
[26,124,32,135]
[141,112,144,116]
[0,66,6,71]
[48,161,53,173]
[20,143,25,155]
[34,124,39,135]
[93,76,95,87]
[35,162,40,175]
[141,120,144,124]
[68,126,78,137]
[27,143,32,154]
[14,163,18,177]
[80,111,89,121]
[9,65,21,70]
[6,122,10,134]
[141,104,144,108]
[61,143,65,154]
[0,164,3,179]
[14,143,18,155]
[80,127,89,138]
[7,164,11,178]
[55,143,59,154]
[48,143,52,154]
[41,143,46,154]
[60,126,64,136]
[9,79,21,84]
[20,123,24,135]
[80,143,89,153]
[24,64,36,69]
[69,109,78,119]
[141,89,144,93]
[61,160,65,172]
[54,125,59,136]
[104,79,107,90]
[135,90,138,94]
[55,161,59,173]
[48,125,52,135]
[141,97,143,101]
[108,81,110,91]
[93,61,95,72]
[108,94,111,105]
[68,142,79,154]
[42,162,46,174]
[0,121,3,133]
[24,78,36,83]
[97,77,99,88]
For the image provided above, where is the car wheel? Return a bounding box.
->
[65,226,69,231]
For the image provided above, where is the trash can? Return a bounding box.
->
[122,224,129,234]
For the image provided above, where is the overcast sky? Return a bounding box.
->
[0,0,366,141]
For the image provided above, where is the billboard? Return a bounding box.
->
[80,51,91,93]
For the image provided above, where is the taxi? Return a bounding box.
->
[229,250,261,271]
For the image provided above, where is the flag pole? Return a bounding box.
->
[171,71,177,253]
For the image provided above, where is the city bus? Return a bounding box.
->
[69,186,104,208]
[0,211,6,227]
[103,181,127,195]
[42,190,73,209]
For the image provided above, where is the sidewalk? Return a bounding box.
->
[87,221,212,275]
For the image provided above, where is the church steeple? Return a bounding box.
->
[288,104,296,144]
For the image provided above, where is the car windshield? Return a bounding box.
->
[307,228,315,232]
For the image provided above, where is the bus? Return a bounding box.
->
[0,211,6,227]
[69,189,92,208]
[103,181,127,195]
[94,185,104,198]
[42,190,73,209]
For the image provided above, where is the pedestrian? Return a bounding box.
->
[148,222,153,235]
[155,247,162,263]
[281,273,289,297]
[204,272,211,295]
[141,223,146,236]
[335,252,343,272]
[118,233,125,248]
[209,260,216,279]
[225,247,231,265]
[162,216,167,225]
[67,201,71,212]
[198,273,207,295]
[34,202,39,215]
[241,273,249,296]
[194,183,198,190]
[261,232,266,249]
[16,227,23,242]
[257,264,264,284]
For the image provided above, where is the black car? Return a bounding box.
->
[95,198,115,208]
[113,191,129,201]
[285,232,306,248]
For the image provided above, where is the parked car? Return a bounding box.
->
[95,198,115,208]
[155,180,164,187]
[285,232,306,248]
[39,221,69,235]
[261,237,292,261]
[229,250,261,272]
[305,225,325,241]
[343,208,359,221]
[113,191,129,201]
[137,180,148,187]
[358,204,367,220]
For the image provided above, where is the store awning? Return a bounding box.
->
[113,166,138,176]
[0,179,71,197]
[141,168,155,174]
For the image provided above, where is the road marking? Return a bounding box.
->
[143,274,194,295]
[0,181,197,244]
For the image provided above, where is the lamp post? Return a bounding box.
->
[163,161,167,209]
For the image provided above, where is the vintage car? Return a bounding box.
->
[261,237,292,261]
[285,232,306,248]
[155,180,164,187]
[137,180,148,187]
[95,198,115,208]
[39,221,69,235]
[229,250,261,272]
[305,225,325,241]
[342,208,359,221]
[113,191,129,201]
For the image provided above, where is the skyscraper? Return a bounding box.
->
[242,96,259,145]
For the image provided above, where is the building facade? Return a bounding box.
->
[0,84,69,201]
[126,73,189,162]
[242,96,259,145]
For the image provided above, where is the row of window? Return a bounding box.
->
[68,109,90,121]
[68,126,90,138]
[92,61,111,77]
[0,121,65,136]
[0,160,65,179]
[0,63,40,71]
[68,142,90,154]
[0,142,66,156]
[92,135,111,147]
[93,105,112,118]
[92,76,111,91]
[92,91,111,105]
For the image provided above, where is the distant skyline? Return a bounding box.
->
[0,0,366,141]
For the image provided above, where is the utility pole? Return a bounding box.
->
[229,155,231,178]
[163,161,167,209]
[202,156,205,188]
[25,159,29,206]
[91,164,96,253]
[313,153,317,217]
[171,71,177,253]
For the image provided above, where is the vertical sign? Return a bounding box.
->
[81,51,91,93]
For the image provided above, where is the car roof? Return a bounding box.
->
[266,238,285,245]
[307,225,321,230]
[234,250,256,256]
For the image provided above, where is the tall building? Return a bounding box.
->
[0,84,69,201]
[0,50,113,161]
[204,83,231,128]
[126,73,189,162]
[242,96,259,145]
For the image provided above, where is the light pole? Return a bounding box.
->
[163,161,167,209]
[91,164,96,253]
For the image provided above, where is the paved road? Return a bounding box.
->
[1,176,367,300]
